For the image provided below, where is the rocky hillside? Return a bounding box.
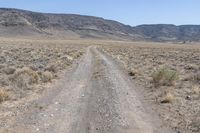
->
[0,8,200,42]
[0,8,136,40]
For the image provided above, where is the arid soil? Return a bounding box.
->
[0,39,199,133]
[102,43,200,133]
[0,40,173,133]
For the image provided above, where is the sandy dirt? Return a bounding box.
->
[1,46,173,133]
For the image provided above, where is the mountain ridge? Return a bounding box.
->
[0,8,200,42]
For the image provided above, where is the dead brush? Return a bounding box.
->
[161,92,174,103]
[192,72,200,84]
[0,89,9,103]
[192,85,200,94]
[9,67,39,90]
[152,67,179,86]
[128,68,141,78]
[40,71,53,82]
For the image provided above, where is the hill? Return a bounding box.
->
[0,8,200,42]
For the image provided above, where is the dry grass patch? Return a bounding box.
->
[2,67,16,75]
[0,89,9,103]
[161,92,174,103]
[185,64,199,71]
[45,64,57,73]
[128,68,141,78]
[40,71,53,83]
[152,67,179,86]
[192,72,200,83]
[192,85,200,94]
[9,67,39,90]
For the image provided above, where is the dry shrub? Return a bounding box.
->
[0,89,9,103]
[40,71,53,82]
[9,67,39,90]
[185,64,199,71]
[0,76,9,86]
[61,55,73,66]
[190,112,200,132]
[192,72,200,83]
[152,67,179,86]
[161,92,174,103]
[128,68,141,78]
[192,85,200,94]
[73,51,83,58]
[2,66,16,75]
[45,64,57,73]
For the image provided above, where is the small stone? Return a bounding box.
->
[36,128,39,131]
[186,95,191,100]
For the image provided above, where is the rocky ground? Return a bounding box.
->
[101,43,200,133]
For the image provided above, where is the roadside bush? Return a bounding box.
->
[9,67,39,90]
[152,67,179,86]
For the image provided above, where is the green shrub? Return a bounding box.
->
[152,67,179,86]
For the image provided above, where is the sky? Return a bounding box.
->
[0,0,199,26]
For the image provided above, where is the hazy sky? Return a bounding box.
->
[0,0,199,26]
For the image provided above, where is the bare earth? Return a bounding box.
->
[1,45,173,133]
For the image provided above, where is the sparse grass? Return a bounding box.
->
[192,85,200,94]
[128,68,140,78]
[192,72,200,83]
[45,64,57,73]
[0,89,9,103]
[33,103,44,110]
[40,71,53,82]
[2,67,16,75]
[161,92,174,103]
[152,67,179,86]
[185,64,199,71]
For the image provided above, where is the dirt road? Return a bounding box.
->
[2,46,173,133]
